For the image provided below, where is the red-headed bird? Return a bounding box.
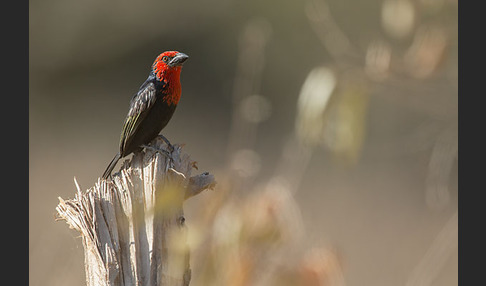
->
[102,51,189,179]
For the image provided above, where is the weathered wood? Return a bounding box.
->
[56,138,215,286]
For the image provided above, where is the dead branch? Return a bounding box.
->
[56,138,215,286]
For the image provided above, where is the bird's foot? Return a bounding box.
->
[142,144,175,168]
[142,144,171,159]
[157,135,174,152]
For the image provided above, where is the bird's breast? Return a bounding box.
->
[162,83,181,106]
[160,69,182,106]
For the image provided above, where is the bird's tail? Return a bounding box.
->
[102,153,121,179]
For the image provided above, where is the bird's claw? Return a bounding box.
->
[142,144,170,157]
[157,135,174,152]
[142,144,175,167]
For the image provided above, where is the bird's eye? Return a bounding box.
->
[162,56,169,63]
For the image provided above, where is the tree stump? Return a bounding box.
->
[56,138,215,286]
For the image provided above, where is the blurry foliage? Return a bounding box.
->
[303,0,457,211]
[186,179,345,286]
[179,0,457,283]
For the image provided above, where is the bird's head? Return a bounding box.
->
[151,51,189,82]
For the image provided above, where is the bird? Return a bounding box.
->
[102,51,189,179]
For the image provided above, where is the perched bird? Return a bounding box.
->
[102,51,189,179]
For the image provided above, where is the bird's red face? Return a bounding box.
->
[152,51,189,82]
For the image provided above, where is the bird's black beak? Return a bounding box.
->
[169,52,189,67]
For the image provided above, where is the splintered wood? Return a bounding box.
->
[56,138,215,286]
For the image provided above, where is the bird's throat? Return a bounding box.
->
[161,68,182,106]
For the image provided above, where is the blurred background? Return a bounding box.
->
[29,0,457,285]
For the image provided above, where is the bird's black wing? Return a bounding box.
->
[119,81,157,153]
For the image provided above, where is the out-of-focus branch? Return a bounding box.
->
[405,211,458,286]
[226,18,272,166]
[305,0,362,66]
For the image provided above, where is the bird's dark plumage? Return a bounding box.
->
[102,51,188,179]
